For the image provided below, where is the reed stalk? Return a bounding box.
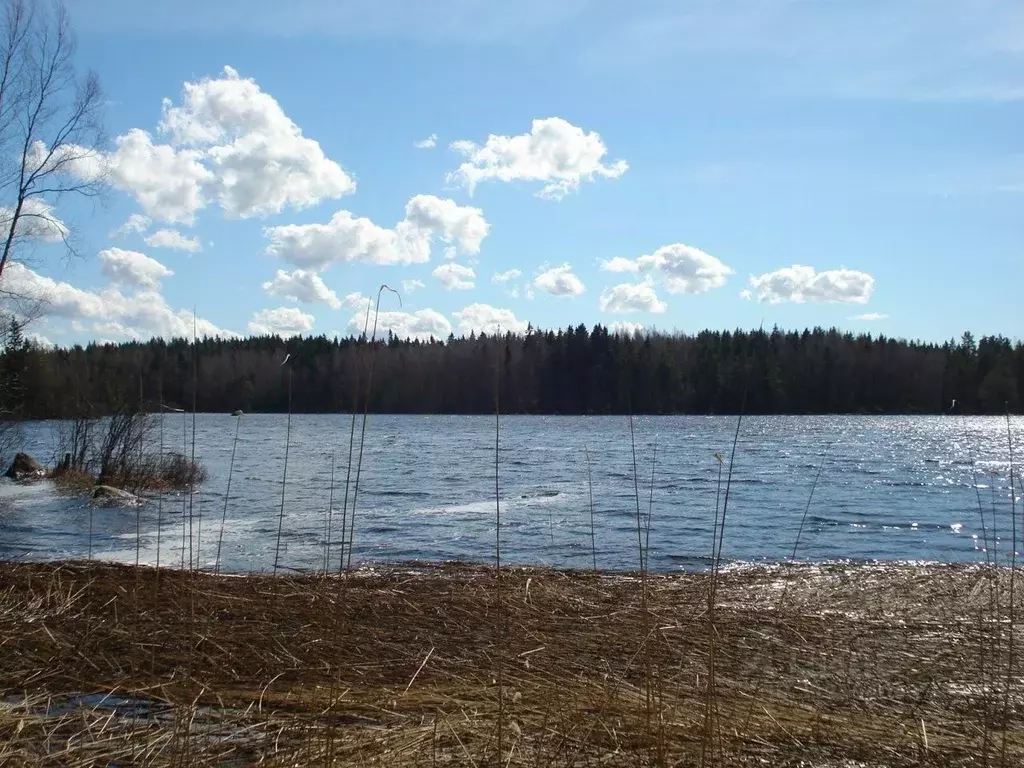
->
[585,444,596,572]
[495,330,505,765]
[646,435,657,565]
[273,358,293,576]
[701,361,749,768]
[215,412,242,575]
[345,285,400,572]
[337,300,372,574]
[999,409,1017,768]
[155,402,163,577]
[324,450,336,575]
[181,407,187,570]
[188,313,198,572]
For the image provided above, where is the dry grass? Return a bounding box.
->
[0,560,1021,766]
[48,467,96,495]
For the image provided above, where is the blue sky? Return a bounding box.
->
[6,0,1023,345]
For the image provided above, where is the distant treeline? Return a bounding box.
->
[1,324,1021,417]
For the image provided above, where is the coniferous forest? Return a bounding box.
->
[1,324,1021,418]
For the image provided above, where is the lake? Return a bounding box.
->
[0,415,1020,573]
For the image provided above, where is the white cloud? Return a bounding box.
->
[342,291,370,309]
[0,198,69,243]
[746,265,875,304]
[92,321,140,340]
[248,306,315,337]
[65,67,354,224]
[346,308,451,341]
[144,228,202,252]
[851,312,889,321]
[600,256,641,273]
[603,243,733,294]
[100,129,214,225]
[599,280,668,314]
[26,332,54,348]
[414,133,438,149]
[433,262,475,290]
[109,214,151,239]
[404,195,490,255]
[452,303,528,336]
[610,321,646,336]
[448,117,628,199]
[159,66,355,218]
[492,268,522,284]
[0,262,234,339]
[401,278,425,294]
[264,194,489,269]
[98,248,174,290]
[1,262,105,317]
[533,263,585,297]
[262,269,342,309]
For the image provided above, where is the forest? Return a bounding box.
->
[0,322,1021,418]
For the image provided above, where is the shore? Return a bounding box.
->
[0,560,1021,766]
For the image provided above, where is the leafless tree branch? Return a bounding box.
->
[0,0,106,312]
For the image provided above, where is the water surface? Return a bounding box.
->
[0,415,1019,572]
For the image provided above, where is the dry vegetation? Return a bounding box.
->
[0,560,1021,766]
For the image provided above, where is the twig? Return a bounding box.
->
[403,647,434,695]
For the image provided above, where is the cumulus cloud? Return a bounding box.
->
[346,308,451,341]
[401,278,425,294]
[262,269,342,309]
[432,263,475,290]
[98,248,174,289]
[602,243,733,294]
[159,66,355,218]
[452,303,528,336]
[533,263,585,297]
[851,312,889,321]
[342,291,370,309]
[2,262,106,317]
[600,256,641,273]
[599,280,667,314]
[248,306,315,337]
[110,214,151,238]
[448,117,628,199]
[0,198,69,243]
[99,129,214,224]
[64,67,353,224]
[492,268,521,284]
[264,194,489,270]
[414,133,437,149]
[745,265,875,304]
[26,332,54,348]
[0,262,233,339]
[144,228,202,252]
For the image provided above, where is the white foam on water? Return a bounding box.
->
[411,499,506,516]
[950,523,963,533]
[0,479,59,505]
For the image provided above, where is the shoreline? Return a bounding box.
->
[2,559,1022,765]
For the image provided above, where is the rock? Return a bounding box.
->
[92,485,142,506]
[5,452,45,481]
[231,409,244,416]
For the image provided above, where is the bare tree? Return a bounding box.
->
[0,0,105,287]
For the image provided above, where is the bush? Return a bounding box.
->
[53,409,209,494]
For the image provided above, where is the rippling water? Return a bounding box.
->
[0,415,1020,572]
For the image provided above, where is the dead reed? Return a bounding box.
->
[1,560,1021,767]
[214,413,242,575]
